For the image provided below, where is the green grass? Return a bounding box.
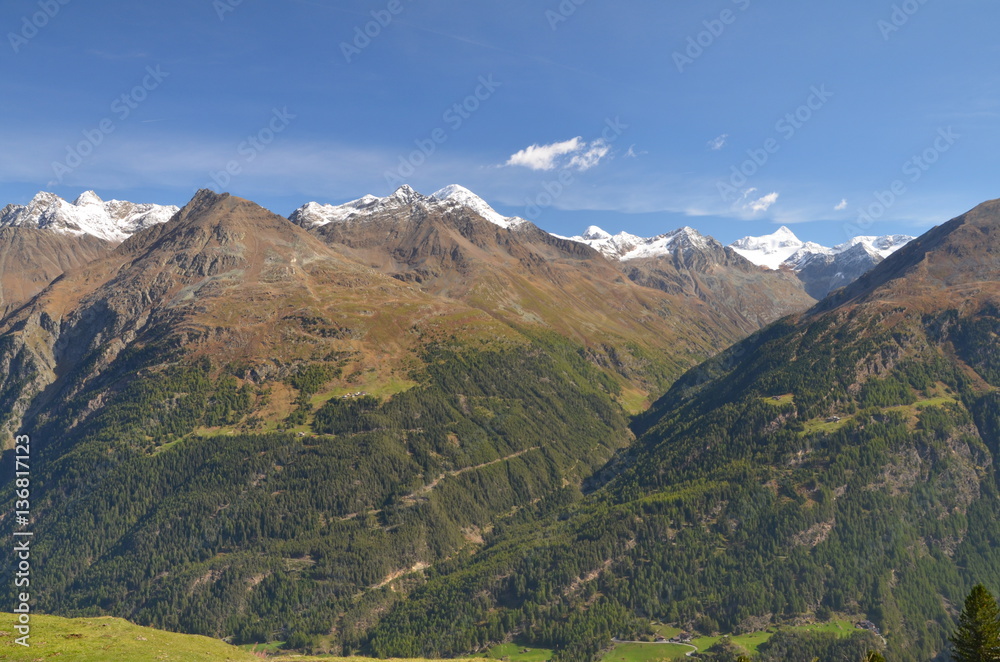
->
[0,614,486,662]
[689,619,856,655]
[690,630,772,654]
[238,639,285,654]
[762,393,795,406]
[801,414,854,436]
[0,614,256,661]
[619,386,651,416]
[309,375,418,408]
[913,395,958,408]
[800,393,960,437]
[599,642,692,661]
[275,657,488,661]
[485,642,554,661]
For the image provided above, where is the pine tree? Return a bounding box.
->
[951,584,1000,662]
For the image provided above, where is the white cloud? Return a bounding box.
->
[568,139,610,171]
[834,198,848,210]
[746,191,779,213]
[505,137,584,171]
[504,137,612,171]
[708,134,729,151]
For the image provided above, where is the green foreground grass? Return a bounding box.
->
[1,614,859,661]
[0,615,486,662]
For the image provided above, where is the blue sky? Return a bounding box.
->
[1,0,997,245]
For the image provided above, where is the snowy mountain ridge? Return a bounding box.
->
[560,225,716,261]
[289,185,528,230]
[731,225,914,271]
[0,191,179,243]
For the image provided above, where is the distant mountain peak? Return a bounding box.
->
[562,225,714,261]
[581,225,612,240]
[291,184,527,230]
[73,190,104,206]
[730,225,914,272]
[0,191,178,243]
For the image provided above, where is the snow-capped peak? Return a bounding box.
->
[429,184,527,229]
[74,190,104,206]
[730,226,914,271]
[731,226,819,270]
[0,191,178,243]
[291,185,528,230]
[562,225,713,261]
[581,225,612,240]
[833,234,914,259]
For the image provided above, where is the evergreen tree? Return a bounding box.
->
[951,584,1000,662]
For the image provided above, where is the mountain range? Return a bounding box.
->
[0,184,990,662]
[0,187,797,658]
[0,186,910,304]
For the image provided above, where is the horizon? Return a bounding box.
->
[2,182,939,248]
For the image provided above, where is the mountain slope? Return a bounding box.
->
[0,227,112,318]
[615,229,815,333]
[559,225,816,329]
[364,198,1000,662]
[0,189,752,655]
[292,186,748,395]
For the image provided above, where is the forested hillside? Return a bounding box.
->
[0,190,758,654]
[363,199,1000,662]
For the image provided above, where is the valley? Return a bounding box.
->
[0,187,997,662]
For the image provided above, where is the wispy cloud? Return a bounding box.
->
[707,134,729,151]
[740,189,779,213]
[834,198,848,210]
[567,139,610,171]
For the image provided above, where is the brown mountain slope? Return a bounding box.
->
[819,197,1000,314]
[300,195,761,394]
[619,234,815,334]
[0,190,507,443]
[0,227,112,319]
